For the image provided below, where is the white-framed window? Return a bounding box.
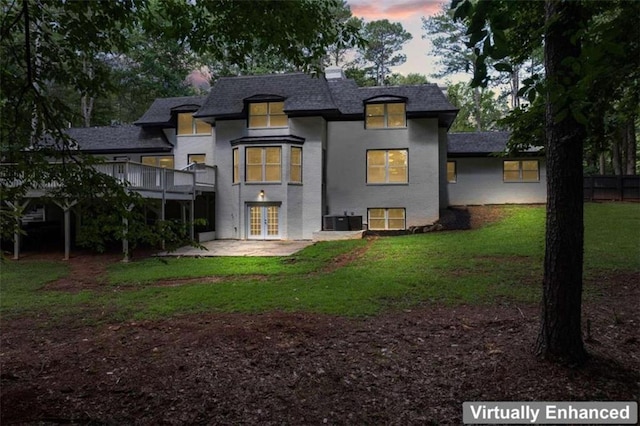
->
[290,146,302,183]
[141,155,174,169]
[368,208,406,230]
[447,161,457,183]
[246,147,282,182]
[188,154,205,165]
[248,101,287,128]
[367,149,408,184]
[503,160,539,182]
[177,113,211,135]
[365,103,406,128]
[232,148,239,184]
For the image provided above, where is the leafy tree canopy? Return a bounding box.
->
[356,19,412,86]
[385,73,429,86]
[0,0,362,251]
[446,82,508,132]
[453,0,640,365]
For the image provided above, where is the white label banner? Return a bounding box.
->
[463,401,637,424]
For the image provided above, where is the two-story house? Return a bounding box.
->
[137,67,460,240]
[8,67,546,257]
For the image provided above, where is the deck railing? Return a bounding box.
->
[2,161,216,196]
[182,162,217,188]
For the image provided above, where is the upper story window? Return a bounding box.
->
[249,102,287,128]
[503,160,539,182]
[367,149,408,184]
[246,147,281,182]
[365,103,406,129]
[177,113,211,135]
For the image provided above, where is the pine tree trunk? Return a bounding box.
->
[81,95,94,128]
[612,131,622,176]
[535,0,588,366]
[625,118,637,175]
[473,86,482,131]
[510,65,520,109]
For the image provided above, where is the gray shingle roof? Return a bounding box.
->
[195,73,338,119]
[448,132,510,155]
[327,80,457,115]
[66,125,172,153]
[195,72,458,127]
[135,96,207,126]
[230,134,306,146]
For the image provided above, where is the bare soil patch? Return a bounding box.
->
[1,272,638,425]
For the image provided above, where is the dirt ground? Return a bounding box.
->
[1,207,639,425]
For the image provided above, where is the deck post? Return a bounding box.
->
[53,199,78,261]
[5,200,31,260]
[5,200,29,260]
[190,198,195,240]
[122,203,134,263]
[13,228,20,260]
[63,208,71,260]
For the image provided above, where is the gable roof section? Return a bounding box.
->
[66,125,172,154]
[448,132,510,156]
[327,80,458,127]
[195,73,338,120]
[135,96,207,126]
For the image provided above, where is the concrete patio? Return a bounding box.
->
[159,231,365,257]
[159,240,315,257]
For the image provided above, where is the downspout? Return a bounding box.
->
[213,165,218,240]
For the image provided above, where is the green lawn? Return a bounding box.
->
[1,203,638,320]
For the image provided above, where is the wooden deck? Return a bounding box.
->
[5,161,217,200]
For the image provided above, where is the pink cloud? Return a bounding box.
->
[350,0,445,21]
[185,67,211,92]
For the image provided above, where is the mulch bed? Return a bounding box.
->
[1,206,638,425]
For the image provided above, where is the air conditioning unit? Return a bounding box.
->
[323,215,349,231]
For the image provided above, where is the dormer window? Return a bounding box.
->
[249,101,287,128]
[177,113,211,135]
[365,102,406,129]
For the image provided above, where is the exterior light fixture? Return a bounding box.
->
[259,190,265,199]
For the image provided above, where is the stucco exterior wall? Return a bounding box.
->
[325,118,441,229]
[447,156,547,205]
[166,128,216,170]
[438,127,450,209]
[214,117,325,240]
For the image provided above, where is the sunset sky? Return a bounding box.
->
[347,0,467,84]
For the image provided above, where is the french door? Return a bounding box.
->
[248,204,280,239]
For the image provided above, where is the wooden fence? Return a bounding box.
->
[583,175,640,201]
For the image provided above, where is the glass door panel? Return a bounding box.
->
[248,205,280,239]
